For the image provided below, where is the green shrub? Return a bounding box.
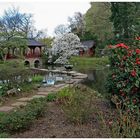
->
[0,61,31,91]
[0,132,9,138]
[0,97,47,133]
[60,85,94,124]
[47,93,57,102]
[98,103,140,138]
[19,82,35,93]
[0,84,8,97]
[56,88,72,104]
[32,75,43,83]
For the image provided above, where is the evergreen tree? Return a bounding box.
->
[110,2,140,46]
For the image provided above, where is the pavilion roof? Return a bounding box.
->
[81,40,96,49]
[28,39,44,47]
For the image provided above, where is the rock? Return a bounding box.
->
[68,71,77,74]
[72,75,87,79]
[11,102,27,107]
[73,79,83,84]
[0,106,15,112]
[32,95,46,98]
[65,79,75,84]
[54,84,66,88]
[37,92,49,96]
[17,97,33,102]
[7,88,19,96]
[38,87,57,92]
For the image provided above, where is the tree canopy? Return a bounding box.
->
[0,7,32,61]
[51,33,82,64]
[110,2,140,46]
[84,2,113,42]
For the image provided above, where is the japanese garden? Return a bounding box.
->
[0,2,140,138]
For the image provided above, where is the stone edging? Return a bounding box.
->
[0,69,87,113]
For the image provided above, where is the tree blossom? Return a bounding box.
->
[51,33,82,64]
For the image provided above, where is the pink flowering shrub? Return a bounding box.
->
[107,43,140,111]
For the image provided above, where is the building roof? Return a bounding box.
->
[81,40,96,49]
[28,39,44,47]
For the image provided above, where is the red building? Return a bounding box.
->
[79,40,96,57]
[24,39,44,58]
[6,39,44,59]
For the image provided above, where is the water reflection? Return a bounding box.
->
[80,68,110,94]
[42,64,109,94]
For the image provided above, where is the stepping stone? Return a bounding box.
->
[65,79,75,84]
[73,79,84,84]
[54,84,66,88]
[68,71,77,74]
[72,73,86,76]
[52,70,60,73]
[11,102,27,107]
[72,75,87,79]
[0,106,15,112]
[38,87,58,92]
[32,95,46,98]
[57,84,69,90]
[61,71,68,74]
[37,92,49,96]
[17,97,33,102]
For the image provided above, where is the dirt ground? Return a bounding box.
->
[12,98,113,138]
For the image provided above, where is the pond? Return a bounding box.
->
[41,71,72,86]
[78,67,110,96]
[42,65,110,95]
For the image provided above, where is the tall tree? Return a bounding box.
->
[84,2,113,43]
[39,37,53,48]
[54,24,70,36]
[68,12,85,37]
[110,2,140,46]
[0,7,32,61]
[51,33,82,64]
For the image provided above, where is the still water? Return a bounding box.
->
[79,67,110,94]
[43,65,110,94]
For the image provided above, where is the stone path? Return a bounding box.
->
[0,70,87,113]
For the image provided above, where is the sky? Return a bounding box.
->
[0,0,92,37]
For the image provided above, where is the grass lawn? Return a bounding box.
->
[70,56,109,70]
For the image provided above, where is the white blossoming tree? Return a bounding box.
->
[51,33,82,64]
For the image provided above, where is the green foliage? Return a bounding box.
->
[0,60,31,85]
[110,2,140,46]
[80,31,98,41]
[70,56,109,70]
[32,75,43,83]
[39,37,53,48]
[0,97,47,133]
[46,93,57,102]
[98,101,140,138]
[0,7,33,61]
[19,82,35,93]
[0,132,9,138]
[0,61,31,97]
[106,43,140,111]
[59,85,95,124]
[0,84,9,97]
[84,2,113,42]
[56,88,72,104]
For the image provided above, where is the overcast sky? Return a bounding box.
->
[0,0,91,37]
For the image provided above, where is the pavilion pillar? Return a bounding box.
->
[39,47,42,57]
[33,47,35,57]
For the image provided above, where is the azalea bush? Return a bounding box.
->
[107,43,140,111]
